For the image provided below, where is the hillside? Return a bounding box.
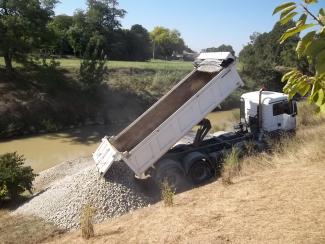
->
[48,107,325,244]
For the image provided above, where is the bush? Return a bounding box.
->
[161,180,175,207]
[0,152,37,200]
[79,49,108,90]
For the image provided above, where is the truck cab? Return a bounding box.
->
[240,91,297,134]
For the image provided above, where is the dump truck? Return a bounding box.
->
[93,52,297,188]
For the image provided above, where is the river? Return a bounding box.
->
[0,110,237,173]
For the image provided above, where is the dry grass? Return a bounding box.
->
[231,109,240,121]
[80,204,96,240]
[239,102,325,177]
[161,180,175,207]
[0,210,62,244]
[297,102,325,127]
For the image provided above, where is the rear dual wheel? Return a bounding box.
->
[154,154,213,191]
[184,152,212,185]
[154,159,187,192]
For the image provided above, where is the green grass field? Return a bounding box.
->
[0,57,193,71]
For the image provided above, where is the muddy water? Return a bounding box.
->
[0,126,110,173]
[0,110,237,173]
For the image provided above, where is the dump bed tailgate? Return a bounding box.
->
[92,137,121,175]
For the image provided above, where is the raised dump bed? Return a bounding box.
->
[110,70,217,152]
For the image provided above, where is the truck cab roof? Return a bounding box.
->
[241,91,289,105]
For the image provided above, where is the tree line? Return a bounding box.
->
[0,0,189,72]
[238,21,304,91]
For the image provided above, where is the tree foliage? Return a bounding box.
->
[66,0,126,58]
[0,0,58,71]
[273,0,325,112]
[239,22,302,90]
[49,14,74,56]
[203,44,235,56]
[0,0,189,69]
[0,152,37,200]
[79,48,108,90]
[127,24,152,61]
[151,26,185,59]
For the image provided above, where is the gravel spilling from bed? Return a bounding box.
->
[14,159,152,230]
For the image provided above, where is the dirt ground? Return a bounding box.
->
[47,125,325,244]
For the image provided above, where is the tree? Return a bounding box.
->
[67,0,126,58]
[203,44,235,56]
[128,24,152,61]
[0,152,37,200]
[0,0,58,72]
[150,26,185,59]
[87,0,126,31]
[239,22,302,90]
[67,10,89,57]
[273,0,325,112]
[78,46,108,91]
[49,14,74,56]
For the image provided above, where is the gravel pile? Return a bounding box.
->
[14,159,152,230]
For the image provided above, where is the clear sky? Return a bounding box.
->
[55,0,324,55]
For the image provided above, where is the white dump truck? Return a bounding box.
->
[93,52,297,188]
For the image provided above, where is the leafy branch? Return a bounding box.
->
[273,0,325,112]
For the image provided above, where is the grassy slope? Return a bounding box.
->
[48,105,325,244]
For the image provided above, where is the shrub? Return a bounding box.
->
[161,180,175,207]
[40,119,58,132]
[0,152,37,200]
[0,184,8,200]
[80,204,96,240]
[79,48,108,91]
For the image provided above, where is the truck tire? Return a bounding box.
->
[154,159,186,191]
[183,152,212,185]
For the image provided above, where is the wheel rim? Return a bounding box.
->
[189,160,210,183]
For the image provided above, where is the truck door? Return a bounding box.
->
[272,100,296,131]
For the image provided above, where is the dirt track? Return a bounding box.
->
[48,126,325,243]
